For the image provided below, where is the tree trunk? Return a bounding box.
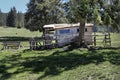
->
[79,18,86,47]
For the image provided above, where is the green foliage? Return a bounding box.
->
[0,7,24,28]
[17,12,24,28]
[103,0,120,32]
[0,9,7,26]
[104,13,112,27]
[0,9,4,26]
[66,0,102,46]
[93,5,102,25]
[25,0,66,31]
[66,0,100,23]
[6,7,17,27]
[66,0,120,32]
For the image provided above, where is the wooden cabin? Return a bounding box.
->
[43,23,93,47]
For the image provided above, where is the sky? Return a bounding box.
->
[0,0,30,13]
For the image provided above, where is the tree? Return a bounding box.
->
[101,0,120,32]
[17,12,24,28]
[66,0,103,46]
[2,13,7,26]
[0,9,3,26]
[25,0,65,31]
[6,7,17,27]
[109,0,120,32]
[0,9,7,26]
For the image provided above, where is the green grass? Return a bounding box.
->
[0,27,41,37]
[0,48,120,80]
[111,33,120,47]
[0,27,120,49]
[0,27,42,50]
[92,33,120,47]
[0,27,120,80]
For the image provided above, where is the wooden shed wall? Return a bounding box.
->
[55,26,92,46]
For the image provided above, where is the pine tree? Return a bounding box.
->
[6,7,17,27]
[12,7,17,27]
[6,8,12,27]
[0,9,3,26]
[17,11,24,28]
[0,9,6,26]
[25,0,64,31]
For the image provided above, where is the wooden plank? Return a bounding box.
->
[3,41,21,50]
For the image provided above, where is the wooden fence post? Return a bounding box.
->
[94,32,96,46]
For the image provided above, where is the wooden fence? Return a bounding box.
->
[92,33,111,47]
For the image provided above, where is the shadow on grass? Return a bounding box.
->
[0,36,31,42]
[0,49,120,80]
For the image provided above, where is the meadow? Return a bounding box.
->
[0,27,41,37]
[0,27,41,50]
[0,27,120,80]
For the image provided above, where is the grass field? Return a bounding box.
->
[0,27,42,50]
[93,33,120,47]
[0,27,120,48]
[0,48,120,80]
[0,27,41,37]
[0,27,120,80]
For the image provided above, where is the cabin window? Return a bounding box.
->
[59,29,70,34]
[85,28,87,32]
[77,29,79,32]
[77,28,87,32]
